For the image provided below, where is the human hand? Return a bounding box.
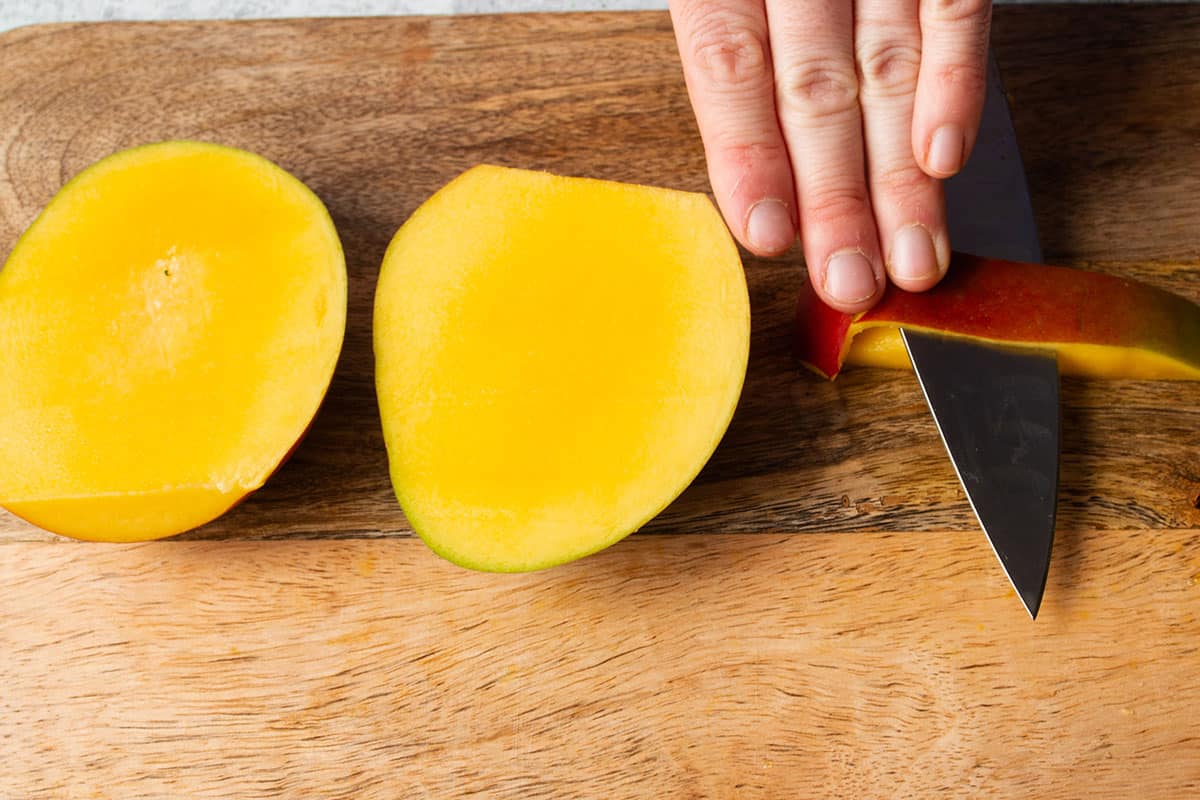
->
[669,0,992,312]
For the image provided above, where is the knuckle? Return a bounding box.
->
[711,138,791,171]
[936,60,987,95]
[803,186,871,226]
[682,8,770,91]
[777,57,859,119]
[856,40,921,95]
[932,0,992,24]
[710,136,787,163]
[876,164,934,199]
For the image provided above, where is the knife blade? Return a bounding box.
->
[901,53,1059,619]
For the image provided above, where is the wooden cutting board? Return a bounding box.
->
[2,7,1199,798]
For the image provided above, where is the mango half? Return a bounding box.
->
[374,165,750,572]
[0,141,347,540]
[796,253,1200,380]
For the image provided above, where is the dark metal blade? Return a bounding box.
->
[943,53,1043,264]
[902,331,1059,618]
[901,52,1058,618]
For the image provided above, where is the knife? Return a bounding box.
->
[901,53,1059,619]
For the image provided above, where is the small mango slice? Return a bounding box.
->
[0,141,347,540]
[374,165,749,572]
[796,253,1200,380]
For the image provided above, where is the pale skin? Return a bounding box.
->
[668,0,992,313]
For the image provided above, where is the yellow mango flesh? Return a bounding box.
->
[375,165,749,571]
[847,325,1200,380]
[0,141,346,541]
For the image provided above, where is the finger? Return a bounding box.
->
[668,0,797,256]
[767,0,884,312]
[856,0,950,291]
[913,0,991,178]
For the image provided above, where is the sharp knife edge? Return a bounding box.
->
[902,52,1059,619]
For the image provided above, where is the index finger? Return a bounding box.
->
[669,0,798,255]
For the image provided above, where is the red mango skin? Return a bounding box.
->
[796,253,1200,379]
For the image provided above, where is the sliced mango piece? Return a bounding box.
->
[374,165,749,572]
[0,141,347,540]
[796,253,1200,380]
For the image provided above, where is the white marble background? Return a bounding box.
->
[0,2,655,32]
[0,0,1157,34]
[0,1,626,32]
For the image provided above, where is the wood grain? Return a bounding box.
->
[1,8,1198,543]
[3,529,1200,798]
[1,7,1200,798]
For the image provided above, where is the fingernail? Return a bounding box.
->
[890,224,939,283]
[928,125,964,176]
[746,199,794,253]
[824,249,878,305]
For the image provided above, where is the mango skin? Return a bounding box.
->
[796,253,1200,380]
